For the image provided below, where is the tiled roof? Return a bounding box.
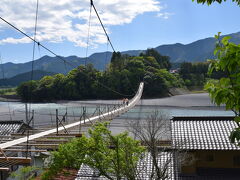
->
[0,120,24,136]
[75,164,106,180]
[76,152,174,180]
[171,116,240,150]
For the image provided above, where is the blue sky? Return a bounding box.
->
[0,0,240,63]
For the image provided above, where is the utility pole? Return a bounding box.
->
[25,103,28,124]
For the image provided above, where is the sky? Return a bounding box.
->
[0,0,240,63]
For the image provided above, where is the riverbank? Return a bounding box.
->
[0,92,233,136]
[65,93,219,108]
[0,94,20,102]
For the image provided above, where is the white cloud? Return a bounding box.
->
[0,37,32,44]
[0,0,161,47]
[157,12,174,19]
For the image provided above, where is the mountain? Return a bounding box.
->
[0,52,112,78]
[123,32,240,63]
[0,70,57,87]
[155,32,240,62]
[1,31,240,79]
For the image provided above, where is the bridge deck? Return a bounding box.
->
[0,82,144,150]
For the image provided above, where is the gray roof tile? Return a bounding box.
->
[171,116,239,150]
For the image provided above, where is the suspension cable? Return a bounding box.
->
[85,3,92,66]
[105,41,109,70]
[90,0,115,52]
[0,16,75,69]
[26,0,40,158]
[0,4,135,97]
[0,54,13,121]
[28,0,39,116]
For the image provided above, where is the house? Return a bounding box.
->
[76,152,175,180]
[76,116,240,179]
[0,120,32,179]
[171,116,240,179]
[0,120,31,136]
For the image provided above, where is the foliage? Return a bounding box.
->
[16,80,38,101]
[41,122,145,180]
[41,136,89,180]
[204,34,240,144]
[192,0,240,5]
[85,122,145,180]
[0,87,16,95]
[179,61,225,89]
[17,51,184,101]
[10,166,40,180]
[142,48,171,70]
[179,62,209,88]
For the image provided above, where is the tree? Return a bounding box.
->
[16,52,184,101]
[41,136,89,180]
[85,122,146,180]
[193,0,240,5]
[51,73,66,99]
[204,34,240,144]
[128,111,173,179]
[110,51,126,71]
[35,76,55,100]
[144,49,171,70]
[41,122,145,180]
[179,62,210,88]
[16,80,38,101]
[10,166,40,180]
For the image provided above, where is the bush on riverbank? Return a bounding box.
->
[0,87,16,95]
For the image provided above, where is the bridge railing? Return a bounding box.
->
[0,82,144,149]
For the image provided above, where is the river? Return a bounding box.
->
[0,93,233,131]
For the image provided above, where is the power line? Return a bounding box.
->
[90,0,115,52]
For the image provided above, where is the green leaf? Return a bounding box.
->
[221,36,231,45]
[234,117,240,123]
[219,78,230,86]
[230,129,240,143]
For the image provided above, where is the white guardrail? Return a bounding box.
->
[0,82,144,149]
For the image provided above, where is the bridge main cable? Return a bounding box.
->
[90,0,115,52]
[0,82,144,150]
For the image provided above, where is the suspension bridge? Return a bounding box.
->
[0,0,146,177]
[0,82,144,172]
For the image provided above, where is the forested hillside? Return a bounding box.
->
[2,32,240,80]
[0,70,56,87]
[17,49,184,101]
[178,62,226,89]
